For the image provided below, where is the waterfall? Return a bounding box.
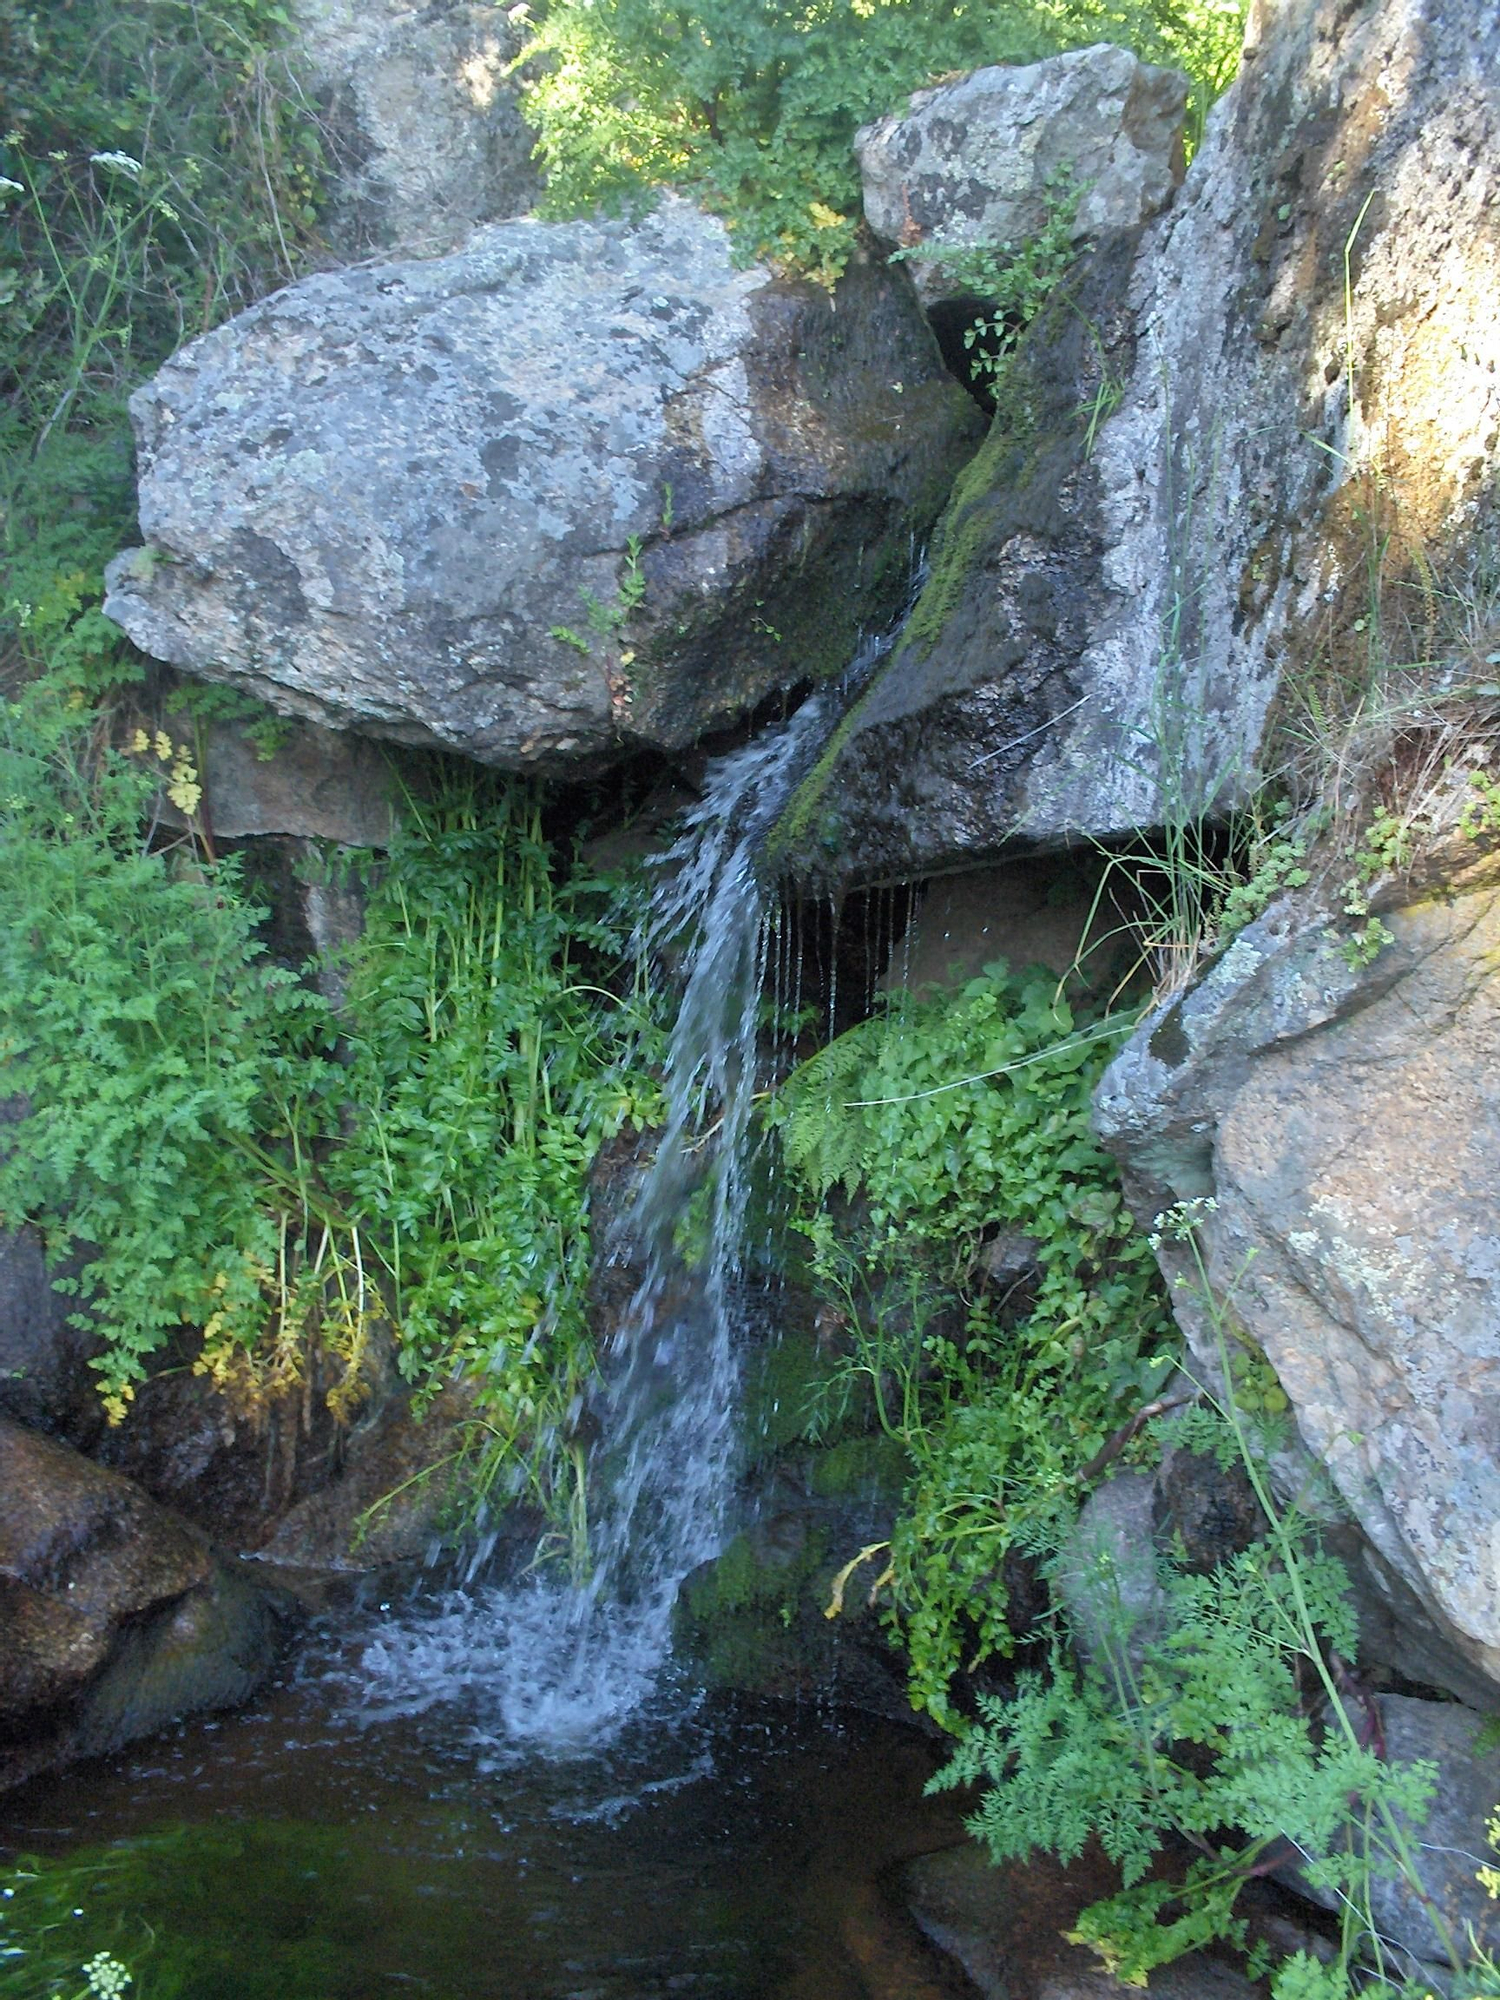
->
[354,632,895,1755]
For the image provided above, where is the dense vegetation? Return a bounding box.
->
[0,0,667,1524]
[521,0,1247,277]
[0,0,324,702]
[0,677,664,1511]
[772,961,1174,1718]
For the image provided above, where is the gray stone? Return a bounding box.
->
[856,46,1187,303]
[104,201,980,772]
[1289,1695,1500,1970]
[782,0,1500,885]
[1055,1472,1164,1672]
[162,713,399,846]
[1095,869,1500,1697]
[292,0,540,259]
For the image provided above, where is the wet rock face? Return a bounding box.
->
[0,1419,286,1789]
[856,46,1187,304]
[1096,870,1500,1698]
[293,0,540,259]
[0,1227,102,1447]
[104,201,981,774]
[789,0,1500,884]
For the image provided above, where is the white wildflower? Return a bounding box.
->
[0,176,23,197]
[89,151,142,179]
[83,1950,132,1998]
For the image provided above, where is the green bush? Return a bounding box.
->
[935,1439,1440,1997]
[0,676,664,1527]
[0,0,325,700]
[329,778,667,1529]
[771,961,1175,1718]
[0,682,340,1421]
[521,0,1249,278]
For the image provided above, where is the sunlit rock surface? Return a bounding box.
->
[1097,855,1500,1698]
[856,45,1187,304]
[786,0,1500,883]
[292,0,540,258]
[104,200,980,772]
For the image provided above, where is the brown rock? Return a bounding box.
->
[0,1420,208,1717]
[0,1418,286,1788]
[906,1842,1260,2000]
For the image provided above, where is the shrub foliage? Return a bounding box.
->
[521,0,1249,276]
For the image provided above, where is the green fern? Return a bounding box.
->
[771,962,1175,1719]
[776,1014,890,1198]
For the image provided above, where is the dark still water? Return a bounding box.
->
[0,1591,971,2000]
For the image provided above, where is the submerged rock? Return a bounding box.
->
[1096,867,1500,1699]
[104,200,980,773]
[856,46,1187,304]
[0,1418,286,1789]
[784,0,1500,883]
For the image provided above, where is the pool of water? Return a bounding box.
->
[0,1590,973,2000]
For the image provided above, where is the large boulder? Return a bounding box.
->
[856,46,1187,303]
[103,201,981,773]
[0,1419,286,1788]
[1095,856,1500,1698]
[780,0,1500,884]
[293,0,540,259]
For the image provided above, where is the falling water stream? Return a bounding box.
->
[350,654,889,1755]
[0,643,986,2000]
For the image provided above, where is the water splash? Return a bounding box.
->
[351,632,897,1754]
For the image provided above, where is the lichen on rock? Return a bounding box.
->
[104,199,981,774]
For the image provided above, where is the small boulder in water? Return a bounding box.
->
[0,1417,288,1789]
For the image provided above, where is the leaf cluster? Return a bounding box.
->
[0,681,667,1530]
[933,1466,1437,1992]
[771,961,1174,1717]
[329,779,667,1517]
[0,680,340,1417]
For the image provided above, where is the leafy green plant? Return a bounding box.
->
[518,0,1248,279]
[0,679,343,1419]
[330,776,667,1538]
[1460,767,1500,841]
[933,1206,1466,2000]
[896,174,1083,392]
[771,961,1175,1718]
[0,0,326,706]
[0,673,666,1537]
